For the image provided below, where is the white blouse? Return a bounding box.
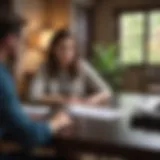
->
[29,60,112,100]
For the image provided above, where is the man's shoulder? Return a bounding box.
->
[0,67,13,94]
[0,66,10,81]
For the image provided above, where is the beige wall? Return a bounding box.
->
[14,0,71,30]
[14,0,46,30]
[44,0,71,30]
[93,0,160,44]
[14,0,72,85]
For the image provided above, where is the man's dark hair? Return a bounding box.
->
[0,13,24,40]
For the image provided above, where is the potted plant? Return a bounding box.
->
[92,44,125,92]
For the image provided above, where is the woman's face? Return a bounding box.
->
[55,37,76,67]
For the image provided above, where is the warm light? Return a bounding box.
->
[38,29,54,51]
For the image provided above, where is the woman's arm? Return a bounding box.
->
[38,94,68,104]
[85,91,111,105]
[83,61,112,105]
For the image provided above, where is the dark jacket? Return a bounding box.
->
[0,63,52,155]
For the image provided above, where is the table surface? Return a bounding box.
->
[1,93,160,159]
[53,93,160,159]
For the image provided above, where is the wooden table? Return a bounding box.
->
[1,93,160,160]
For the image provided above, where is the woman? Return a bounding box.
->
[30,29,112,105]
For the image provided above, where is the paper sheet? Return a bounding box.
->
[68,104,123,120]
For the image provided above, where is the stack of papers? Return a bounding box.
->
[68,105,123,121]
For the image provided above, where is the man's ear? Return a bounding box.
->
[5,34,15,42]
[2,34,16,47]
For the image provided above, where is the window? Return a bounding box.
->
[119,10,160,65]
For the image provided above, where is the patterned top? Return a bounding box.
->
[30,60,112,100]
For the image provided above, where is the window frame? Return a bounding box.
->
[116,7,160,67]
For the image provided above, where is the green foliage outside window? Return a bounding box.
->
[92,44,125,91]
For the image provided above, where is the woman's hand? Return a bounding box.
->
[84,91,111,105]
[65,93,108,105]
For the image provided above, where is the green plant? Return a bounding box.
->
[92,44,125,91]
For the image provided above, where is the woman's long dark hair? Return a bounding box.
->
[45,29,79,79]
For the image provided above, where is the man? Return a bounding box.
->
[0,15,72,159]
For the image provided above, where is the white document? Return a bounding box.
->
[68,104,123,121]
